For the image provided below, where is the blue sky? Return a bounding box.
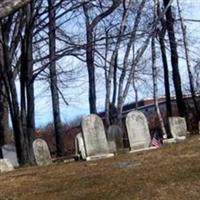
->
[33,0,200,127]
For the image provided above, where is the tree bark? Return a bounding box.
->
[163,0,186,117]
[21,2,36,164]
[157,2,172,118]
[151,16,167,137]
[48,0,65,156]
[0,0,31,19]
[0,81,7,158]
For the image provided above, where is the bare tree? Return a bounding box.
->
[83,0,122,114]
[157,0,172,118]
[176,0,200,119]
[152,0,167,138]
[48,0,65,156]
[163,0,186,117]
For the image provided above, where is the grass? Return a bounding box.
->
[1,135,200,200]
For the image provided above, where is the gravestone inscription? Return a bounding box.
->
[33,138,52,166]
[126,111,151,151]
[168,117,187,139]
[82,114,113,160]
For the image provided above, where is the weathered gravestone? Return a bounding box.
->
[168,117,187,140]
[2,144,19,167]
[0,159,14,173]
[33,138,52,166]
[107,125,124,153]
[126,111,154,152]
[75,133,86,160]
[82,114,114,161]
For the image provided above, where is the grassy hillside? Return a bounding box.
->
[0,135,200,200]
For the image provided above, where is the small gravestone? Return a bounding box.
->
[75,133,86,160]
[107,125,123,153]
[2,144,19,167]
[126,111,153,152]
[0,159,14,173]
[82,114,114,160]
[169,117,187,140]
[33,139,52,166]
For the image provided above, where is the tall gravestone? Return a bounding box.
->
[33,138,52,166]
[107,125,124,153]
[169,117,187,139]
[126,111,152,152]
[75,133,86,160]
[82,114,114,160]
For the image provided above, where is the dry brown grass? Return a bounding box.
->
[1,135,200,200]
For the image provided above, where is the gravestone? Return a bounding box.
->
[82,114,114,160]
[0,159,14,173]
[33,138,52,166]
[2,144,19,167]
[169,117,187,140]
[75,133,86,160]
[126,111,153,152]
[107,125,123,153]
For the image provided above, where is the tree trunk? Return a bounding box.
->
[163,0,186,117]
[85,20,97,114]
[159,35,172,117]
[152,0,167,137]
[112,53,118,107]
[152,34,167,138]
[177,0,200,119]
[157,1,172,118]
[0,81,6,158]
[0,22,24,164]
[0,0,31,19]
[22,2,36,164]
[0,9,35,165]
[48,0,65,156]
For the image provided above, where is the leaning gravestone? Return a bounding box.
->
[168,117,187,139]
[33,138,52,166]
[2,144,19,167]
[126,111,153,152]
[75,133,86,160]
[107,125,124,153]
[0,159,14,173]
[82,114,114,160]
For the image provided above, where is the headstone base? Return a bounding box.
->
[129,146,157,153]
[176,136,186,141]
[86,153,114,161]
[163,136,186,145]
[163,138,177,144]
